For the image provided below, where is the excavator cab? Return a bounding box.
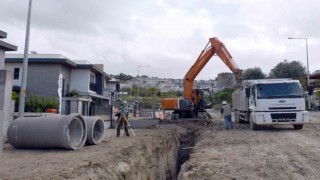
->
[192,88,214,110]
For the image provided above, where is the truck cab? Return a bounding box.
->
[233,79,309,130]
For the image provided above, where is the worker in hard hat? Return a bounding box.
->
[221,101,233,129]
[116,104,130,137]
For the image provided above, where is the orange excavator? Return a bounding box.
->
[162,37,242,119]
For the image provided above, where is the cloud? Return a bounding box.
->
[1,0,319,79]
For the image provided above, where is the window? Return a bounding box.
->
[257,83,303,99]
[14,68,20,80]
[90,74,95,83]
[89,74,96,91]
[62,78,65,97]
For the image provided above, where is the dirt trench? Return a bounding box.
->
[177,111,320,180]
[175,121,208,179]
[0,126,182,180]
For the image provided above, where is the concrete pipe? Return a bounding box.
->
[83,116,105,145]
[7,114,87,150]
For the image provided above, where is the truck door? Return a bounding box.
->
[249,86,256,110]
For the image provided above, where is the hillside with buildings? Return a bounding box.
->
[116,73,237,94]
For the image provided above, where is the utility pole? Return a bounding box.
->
[288,37,311,109]
[18,0,32,117]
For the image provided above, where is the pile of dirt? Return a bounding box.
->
[178,112,320,180]
[2,112,319,179]
[0,125,183,180]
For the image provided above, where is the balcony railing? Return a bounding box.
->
[96,105,111,115]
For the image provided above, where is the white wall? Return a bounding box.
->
[4,63,23,87]
[0,49,4,69]
[70,69,90,92]
[0,70,13,155]
[105,83,116,90]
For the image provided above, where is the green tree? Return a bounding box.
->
[269,60,306,80]
[176,90,183,97]
[242,67,266,80]
[34,95,39,111]
[40,96,46,112]
[146,87,158,96]
[114,73,134,81]
[214,88,235,105]
[140,87,149,97]
[161,91,177,98]
[46,97,51,109]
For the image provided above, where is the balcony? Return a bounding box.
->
[89,82,96,92]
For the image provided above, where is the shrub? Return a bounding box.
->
[12,91,18,101]
[23,95,59,113]
[51,97,58,109]
[68,89,79,97]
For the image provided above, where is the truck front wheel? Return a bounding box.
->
[236,111,244,124]
[250,115,259,130]
[293,124,303,130]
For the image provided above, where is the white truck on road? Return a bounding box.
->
[232,79,309,130]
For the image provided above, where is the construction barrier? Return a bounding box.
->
[7,114,87,150]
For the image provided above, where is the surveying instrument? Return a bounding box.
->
[115,105,135,137]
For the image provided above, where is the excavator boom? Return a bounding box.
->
[183,37,242,101]
[161,37,242,120]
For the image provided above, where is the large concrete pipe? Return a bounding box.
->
[7,114,87,150]
[83,116,105,145]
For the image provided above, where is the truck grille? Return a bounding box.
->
[271,113,296,122]
[269,107,296,110]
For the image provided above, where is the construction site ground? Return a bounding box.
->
[1,111,320,180]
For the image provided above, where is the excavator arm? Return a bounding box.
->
[183,37,242,101]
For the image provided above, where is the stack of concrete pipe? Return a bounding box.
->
[7,114,105,150]
[82,116,105,145]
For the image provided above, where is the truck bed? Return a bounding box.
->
[232,89,249,111]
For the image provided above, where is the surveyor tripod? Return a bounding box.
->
[114,113,136,137]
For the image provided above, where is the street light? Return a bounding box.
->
[19,0,33,117]
[288,37,311,109]
[137,65,150,98]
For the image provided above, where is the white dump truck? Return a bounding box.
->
[232,79,309,130]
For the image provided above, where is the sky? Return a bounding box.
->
[0,0,319,80]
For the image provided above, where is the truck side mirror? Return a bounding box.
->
[308,85,314,96]
[245,87,250,98]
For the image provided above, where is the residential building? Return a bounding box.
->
[0,30,17,153]
[4,54,119,118]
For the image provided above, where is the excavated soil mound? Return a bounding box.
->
[178,111,320,180]
[0,125,183,180]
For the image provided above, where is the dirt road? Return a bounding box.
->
[1,111,319,179]
[179,111,320,180]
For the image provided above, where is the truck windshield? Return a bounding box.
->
[257,83,304,99]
